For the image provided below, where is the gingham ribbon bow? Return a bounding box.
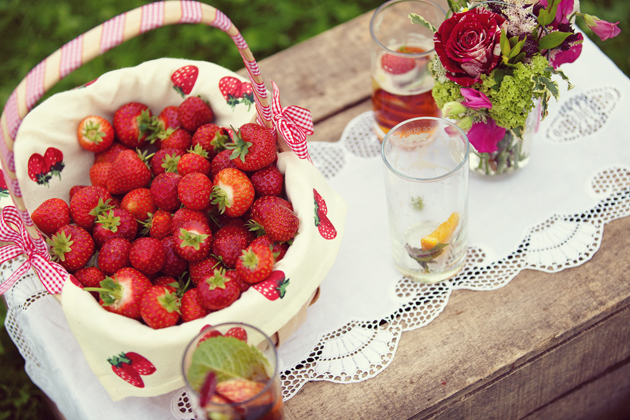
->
[271,81,313,162]
[0,206,68,295]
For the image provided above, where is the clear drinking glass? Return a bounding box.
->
[370,0,447,141]
[382,117,469,283]
[182,323,283,420]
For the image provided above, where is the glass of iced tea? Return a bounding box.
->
[381,117,469,283]
[182,323,284,420]
[370,0,447,141]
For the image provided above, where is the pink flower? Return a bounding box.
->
[538,0,579,25]
[467,118,506,154]
[549,32,583,68]
[460,88,492,110]
[586,16,621,41]
[434,9,506,87]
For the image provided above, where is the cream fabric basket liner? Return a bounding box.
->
[13,58,347,400]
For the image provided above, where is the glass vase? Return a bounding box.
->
[469,101,541,176]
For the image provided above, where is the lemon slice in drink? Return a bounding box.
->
[421,212,459,251]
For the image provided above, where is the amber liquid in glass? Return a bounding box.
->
[372,45,441,139]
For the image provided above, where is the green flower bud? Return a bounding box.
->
[442,101,467,118]
[457,116,474,132]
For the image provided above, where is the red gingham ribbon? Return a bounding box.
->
[0,206,68,295]
[270,81,313,162]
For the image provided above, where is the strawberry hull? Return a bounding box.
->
[14,58,346,401]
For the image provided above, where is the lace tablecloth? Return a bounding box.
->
[2,34,630,419]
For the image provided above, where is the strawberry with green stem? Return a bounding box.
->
[47,225,95,272]
[93,208,138,248]
[69,185,113,232]
[106,149,153,195]
[197,268,241,311]
[175,220,212,262]
[84,267,152,320]
[226,123,276,172]
[211,168,255,218]
[252,270,290,301]
[77,116,115,153]
[192,123,230,159]
[177,144,211,177]
[236,243,274,285]
[113,102,157,148]
[140,285,181,329]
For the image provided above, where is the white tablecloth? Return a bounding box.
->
[2,34,630,419]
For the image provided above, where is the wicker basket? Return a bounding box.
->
[0,1,346,400]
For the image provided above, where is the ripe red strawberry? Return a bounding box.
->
[157,105,180,131]
[89,161,111,188]
[252,270,289,301]
[120,188,156,223]
[113,102,154,147]
[189,255,221,286]
[260,204,299,242]
[249,235,289,263]
[32,198,70,236]
[140,285,181,329]
[28,153,51,186]
[129,237,166,275]
[210,149,239,180]
[192,123,230,159]
[107,150,153,195]
[98,237,132,275]
[250,165,284,197]
[180,288,209,322]
[211,168,254,218]
[74,266,106,288]
[227,123,276,172]
[211,224,254,269]
[77,115,115,153]
[178,172,212,211]
[171,208,208,236]
[381,52,416,75]
[94,142,130,164]
[150,172,182,212]
[218,76,243,109]
[197,268,241,311]
[248,196,293,225]
[159,236,189,277]
[178,96,214,133]
[47,225,94,272]
[150,148,184,176]
[44,147,64,180]
[175,220,212,262]
[171,65,199,97]
[141,209,173,240]
[236,243,274,284]
[125,352,156,376]
[224,327,248,341]
[93,208,138,247]
[177,144,211,177]
[160,128,192,150]
[108,354,145,388]
[87,267,152,320]
[69,185,113,231]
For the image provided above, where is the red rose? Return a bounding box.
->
[434,9,506,87]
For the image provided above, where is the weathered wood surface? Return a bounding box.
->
[241,9,630,420]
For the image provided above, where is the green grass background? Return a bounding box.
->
[0,0,628,418]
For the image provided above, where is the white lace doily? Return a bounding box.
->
[2,34,630,419]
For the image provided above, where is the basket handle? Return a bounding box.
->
[0,0,274,238]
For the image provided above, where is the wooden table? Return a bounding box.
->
[237,9,630,420]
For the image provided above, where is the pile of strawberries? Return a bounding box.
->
[31,94,300,329]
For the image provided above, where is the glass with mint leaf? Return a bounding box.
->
[182,323,283,420]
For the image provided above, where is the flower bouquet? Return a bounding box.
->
[411,0,621,175]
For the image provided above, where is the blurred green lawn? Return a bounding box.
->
[0,0,628,419]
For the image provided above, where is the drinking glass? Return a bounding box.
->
[182,323,283,420]
[381,117,469,283]
[370,0,447,141]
